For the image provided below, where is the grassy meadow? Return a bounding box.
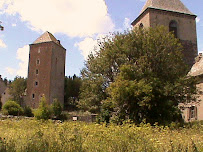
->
[0,119,202,152]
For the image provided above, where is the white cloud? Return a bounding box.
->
[75,37,98,59]
[6,67,16,76]
[0,39,7,48]
[0,0,115,37]
[16,45,29,77]
[12,23,16,27]
[196,17,200,23]
[6,45,29,78]
[123,18,132,30]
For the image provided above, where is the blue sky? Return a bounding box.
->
[0,0,202,80]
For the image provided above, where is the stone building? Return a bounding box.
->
[131,0,201,121]
[26,32,66,108]
[0,75,6,96]
[131,0,198,67]
[182,54,203,122]
[0,75,7,104]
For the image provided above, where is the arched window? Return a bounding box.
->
[169,20,178,38]
[139,23,144,29]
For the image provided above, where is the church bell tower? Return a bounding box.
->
[131,0,198,66]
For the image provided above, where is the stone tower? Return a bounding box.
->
[131,0,198,66]
[26,31,66,108]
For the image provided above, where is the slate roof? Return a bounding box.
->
[188,56,203,77]
[33,31,64,48]
[140,0,194,15]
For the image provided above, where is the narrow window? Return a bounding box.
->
[36,69,39,75]
[169,20,178,38]
[36,59,40,65]
[38,48,41,53]
[35,81,38,86]
[32,94,35,99]
[190,106,197,119]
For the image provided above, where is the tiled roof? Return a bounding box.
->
[140,0,194,15]
[188,56,203,76]
[33,31,59,45]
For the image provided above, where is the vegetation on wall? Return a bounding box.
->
[78,26,197,125]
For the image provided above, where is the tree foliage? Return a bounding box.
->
[34,96,51,120]
[2,100,23,116]
[64,75,82,110]
[79,26,197,124]
[51,98,63,118]
[9,76,27,106]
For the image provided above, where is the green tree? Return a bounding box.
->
[79,26,197,124]
[51,98,63,118]
[34,96,52,120]
[64,75,82,110]
[2,100,23,116]
[9,76,27,106]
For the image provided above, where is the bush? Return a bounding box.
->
[51,98,63,118]
[2,100,23,116]
[23,106,34,117]
[34,96,52,120]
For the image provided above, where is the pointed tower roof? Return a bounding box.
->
[140,0,194,15]
[32,31,64,48]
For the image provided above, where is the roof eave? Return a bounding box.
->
[30,41,66,50]
[131,7,197,26]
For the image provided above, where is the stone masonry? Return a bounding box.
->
[26,32,66,108]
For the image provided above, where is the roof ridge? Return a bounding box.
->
[33,31,57,44]
[140,0,194,16]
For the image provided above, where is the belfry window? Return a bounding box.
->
[36,69,39,75]
[139,23,144,29]
[169,20,178,38]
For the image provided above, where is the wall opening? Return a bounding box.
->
[169,20,178,38]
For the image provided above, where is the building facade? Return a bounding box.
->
[26,32,66,108]
[131,0,201,122]
[131,0,198,67]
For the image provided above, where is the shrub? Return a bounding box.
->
[2,100,23,116]
[51,98,63,118]
[34,96,52,120]
[23,106,34,117]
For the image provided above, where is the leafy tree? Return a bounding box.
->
[51,98,63,118]
[23,106,34,117]
[64,75,82,110]
[79,26,197,124]
[3,78,8,86]
[2,100,23,116]
[34,96,52,120]
[9,76,27,106]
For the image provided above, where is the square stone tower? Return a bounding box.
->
[131,0,198,67]
[26,31,66,108]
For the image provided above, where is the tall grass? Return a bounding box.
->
[0,119,202,152]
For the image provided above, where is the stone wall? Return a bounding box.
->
[132,8,198,67]
[26,41,66,108]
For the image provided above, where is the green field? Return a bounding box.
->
[0,119,202,152]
